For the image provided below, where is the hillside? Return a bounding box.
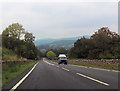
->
[2,47,26,61]
[35,35,90,50]
[38,40,75,50]
[34,35,90,46]
[34,39,57,46]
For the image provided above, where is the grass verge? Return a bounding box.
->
[51,59,120,71]
[2,47,27,61]
[2,48,18,61]
[2,61,37,86]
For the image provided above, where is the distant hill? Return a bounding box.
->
[48,40,76,49]
[35,35,90,50]
[34,39,57,46]
[34,35,90,46]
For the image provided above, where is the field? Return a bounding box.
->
[51,59,120,71]
[2,61,37,86]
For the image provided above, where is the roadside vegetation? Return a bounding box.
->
[45,27,120,70]
[46,51,56,60]
[2,23,41,61]
[45,27,120,60]
[1,23,41,86]
[2,61,36,86]
[68,27,120,59]
[68,59,119,70]
[2,47,22,61]
[42,48,68,59]
[51,59,119,71]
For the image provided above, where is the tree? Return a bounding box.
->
[24,32,35,43]
[46,51,56,60]
[2,29,9,37]
[68,27,120,59]
[3,23,25,40]
[49,48,68,57]
[0,35,2,47]
[68,37,91,58]
[2,23,41,60]
[90,27,119,56]
[91,27,119,39]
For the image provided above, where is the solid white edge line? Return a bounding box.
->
[76,73,109,86]
[111,70,119,72]
[62,67,70,71]
[70,64,119,72]
[10,62,39,91]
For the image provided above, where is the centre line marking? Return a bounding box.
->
[76,73,109,86]
[43,60,54,66]
[10,62,39,91]
[62,67,70,71]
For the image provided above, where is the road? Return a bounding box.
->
[3,58,119,90]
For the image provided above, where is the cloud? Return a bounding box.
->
[1,2,118,39]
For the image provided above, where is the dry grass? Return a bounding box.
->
[51,59,120,70]
[2,47,27,61]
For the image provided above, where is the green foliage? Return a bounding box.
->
[25,32,35,43]
[2,23,41,60]
[46,51,56,60]
[2,61,36,86]
[69,27,120,59]
[2,23,25,39]
[99,51,115,59]
[41,48,68,57]
[51,48,68,57]
[2,47,15,56]
[2,47,19,60]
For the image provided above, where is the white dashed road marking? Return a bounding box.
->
[43,60,110,86]
[76,73,109,86]
[62,67,70,71]
[43,60,55,66]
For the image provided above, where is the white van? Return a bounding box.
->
[58,54,67,65]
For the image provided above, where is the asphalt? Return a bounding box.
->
[2,58,119,90]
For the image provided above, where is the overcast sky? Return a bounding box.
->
[1,2,118,39]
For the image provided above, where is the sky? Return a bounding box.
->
[0,1,118,39]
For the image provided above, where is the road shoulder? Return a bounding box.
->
[2,62,38,90]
